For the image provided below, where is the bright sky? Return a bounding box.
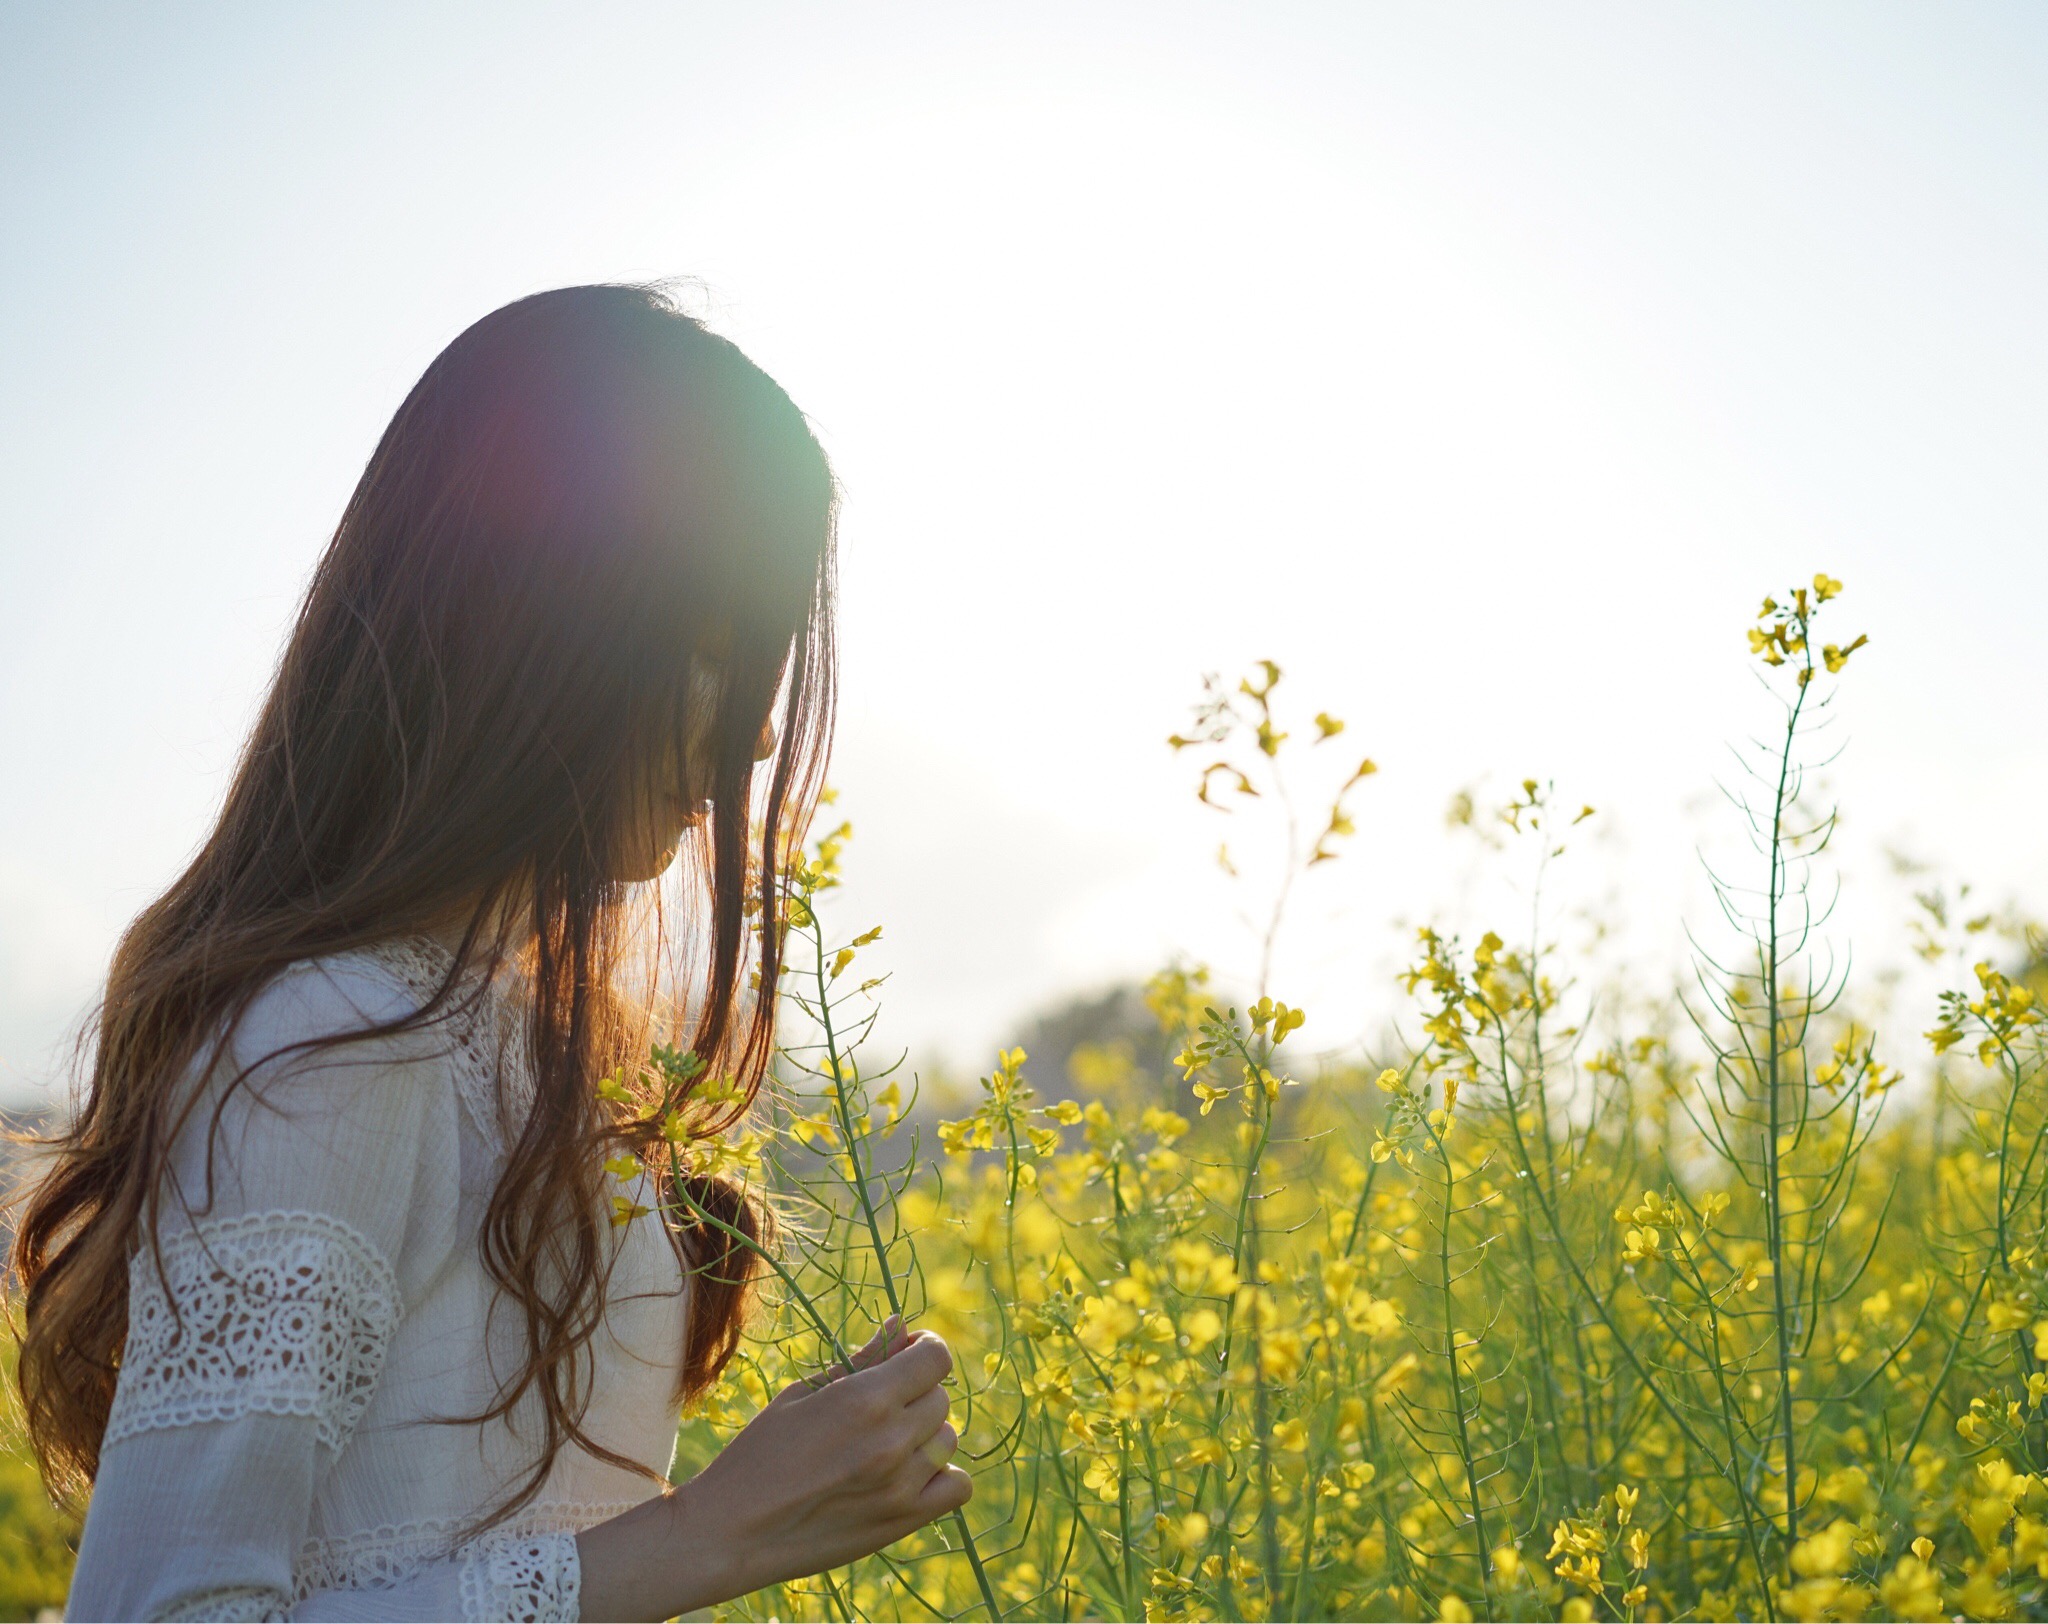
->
[4,3,2044,1102]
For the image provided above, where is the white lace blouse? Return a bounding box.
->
[65,938,692,1622]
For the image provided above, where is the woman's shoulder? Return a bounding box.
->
[210,936,522,1164]
[156,940,480,1287]
[242,947,422,1033]
[231,936,476,1046]
[204,938,496,1106]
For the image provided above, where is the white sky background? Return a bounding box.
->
[2,3,2044,1103]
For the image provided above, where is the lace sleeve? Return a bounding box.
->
[454,1531,582,1622]
[107,1209,402,1455]
[278,1528,581,1621]
[65,958,466,1624]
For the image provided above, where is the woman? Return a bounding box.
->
[11,284,970,1621]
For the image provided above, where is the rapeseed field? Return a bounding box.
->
[4,577,2043,1624]
[655,578,2048,1622]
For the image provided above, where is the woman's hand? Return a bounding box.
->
[575,1317,971,1621]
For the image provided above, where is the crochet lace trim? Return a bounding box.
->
[290,1499,633,1600]
[158,1584,289,1621]
[107,1210,401,1454]
[151,1507,610,1618]
[456,1529,582,1622]
[344,935,535,1155]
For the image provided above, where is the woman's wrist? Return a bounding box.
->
[576,1478,741,1622]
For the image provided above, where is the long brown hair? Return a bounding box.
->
[9,283,837,1511]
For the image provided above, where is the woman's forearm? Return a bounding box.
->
[576,1479,745,1622]
[576,1330,967,1621]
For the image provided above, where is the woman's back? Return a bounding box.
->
[66,937,688,1621]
